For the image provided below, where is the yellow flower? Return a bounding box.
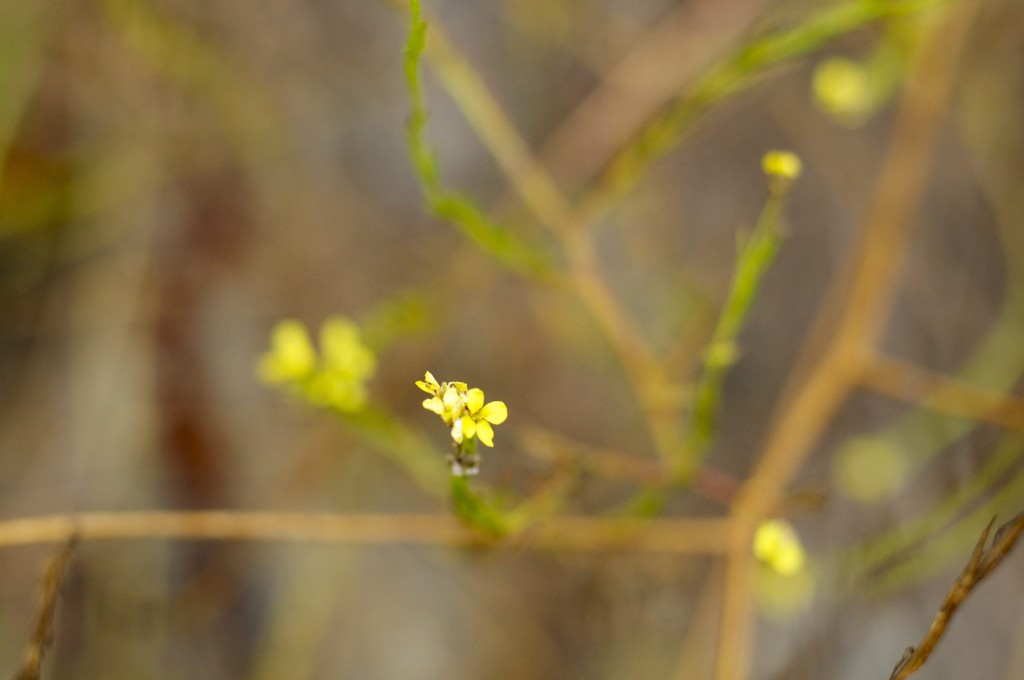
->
[754,561,816,619]
[417,372,467,425]
[258,316,375,413]
[258,320,316,383]
[761,150,803,181]
[452,388,508,447]
[813,57,874,125]
[415,371,442,395]
[416,372,508,447]
[321,317,376,379]
[307,372,369,412]
[753,519,806,576]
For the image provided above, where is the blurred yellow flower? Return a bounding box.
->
[754,560,816,619]
[761,150,803,181]
[833,435,909,503]
[258,320,317,383]
[753,518,806,576]
[321,317,376,378]
[813,57,874,125]
[258,316,375,413]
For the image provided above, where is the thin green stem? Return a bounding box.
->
[847,433,1024,592]
[403,0,553,278]
[346,407,449,499]
[448,473,509,538]
[676,182,790,481]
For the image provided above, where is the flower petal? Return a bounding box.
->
[320,318,356,363]
[772,542,806,576]
[443,386,462,412]
[460,415,477,441]
[422,397,445,414]
[465,388,484,414]
[451,417,464,443]
[259,320,316,383]
[476,421,494,447]
[416,371,441,395]
[479,401,507,424]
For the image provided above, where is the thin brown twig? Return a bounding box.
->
[420,30,668,387]
[518,425,740,505]
[561,233,667,391]
[859,353,1024,432]
[0,511,734,555]
[421,20,576,234]
[671,566,724,680]
[889,513,1024,680]
[10,535,78,680]
[518,424,664,482]
[715,519,759,680]
[530,0,770,191]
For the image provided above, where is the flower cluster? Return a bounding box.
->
[258,316,376,413]
[416,372,507,475]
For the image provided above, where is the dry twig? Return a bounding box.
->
[0,511,733,555]
[10,535,78,680]
[859,354,1024,432]
[889,513,1024,680]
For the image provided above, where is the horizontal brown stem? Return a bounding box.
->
[0,511,734,555]
[860,354,1024,431]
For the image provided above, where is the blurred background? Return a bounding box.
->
[1,0,1024,678]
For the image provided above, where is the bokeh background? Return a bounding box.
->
[1,0,1024,678]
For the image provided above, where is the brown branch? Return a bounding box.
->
[10,535,78,680]
[531,0,769,191]
[671,566,724,680]
[0,511,734,556]
[889,513,1024,680]
[419,19,576,234]
[518,425,739,505]
[859,354,1024,432]
[715,2,981,678]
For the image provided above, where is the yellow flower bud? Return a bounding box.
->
[761,151,803,181]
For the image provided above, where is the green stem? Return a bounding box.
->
[403,0,553,278]
[449,472,508,538]
[675,182,790,481]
